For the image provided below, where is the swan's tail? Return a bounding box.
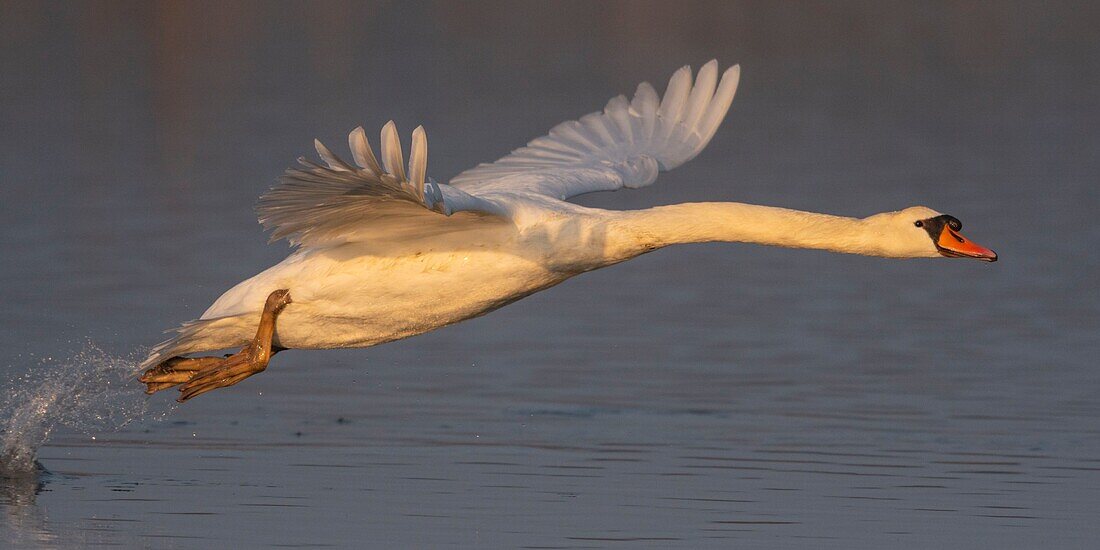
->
[140,316,253,370]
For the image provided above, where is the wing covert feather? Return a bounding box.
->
[450,61,740,201]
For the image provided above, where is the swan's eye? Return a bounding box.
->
[914,220,923,228]
[948,219,962,231]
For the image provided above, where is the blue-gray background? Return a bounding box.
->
[1,1,1097,548]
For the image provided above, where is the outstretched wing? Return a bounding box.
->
[450,60,740,200]
[257,122,507,247]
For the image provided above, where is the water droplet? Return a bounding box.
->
[1,344,150,474]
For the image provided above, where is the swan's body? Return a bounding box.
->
[141,61,996,384]
[180,203,954,353]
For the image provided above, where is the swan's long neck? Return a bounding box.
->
[608,202,890,259]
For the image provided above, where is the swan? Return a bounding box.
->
[140,61,997,401]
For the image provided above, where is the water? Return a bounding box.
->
[0,346,149,473]
[1,2,1098,548]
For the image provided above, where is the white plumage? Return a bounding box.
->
[142,61,991,371]
[451,61,739,195]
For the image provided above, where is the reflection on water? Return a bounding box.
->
[1,465,53,548]
[2,1,1099,548]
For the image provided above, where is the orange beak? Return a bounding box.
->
[937,227,997,262]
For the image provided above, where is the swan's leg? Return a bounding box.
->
[140,289,292,402]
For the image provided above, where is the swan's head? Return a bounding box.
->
[865,206,997,261]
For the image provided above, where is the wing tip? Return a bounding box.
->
[379,120,407,180]
[408,125,428,197]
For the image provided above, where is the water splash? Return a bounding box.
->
[0,345,151,475]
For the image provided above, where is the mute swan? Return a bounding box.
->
[140,61,997,401]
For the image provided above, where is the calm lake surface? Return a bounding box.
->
[1,2,1098,548]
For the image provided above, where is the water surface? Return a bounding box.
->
[1,2,1098,548]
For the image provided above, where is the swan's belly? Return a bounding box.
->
[203,243,568,350]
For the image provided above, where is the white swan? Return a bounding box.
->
[140,61,997,401]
